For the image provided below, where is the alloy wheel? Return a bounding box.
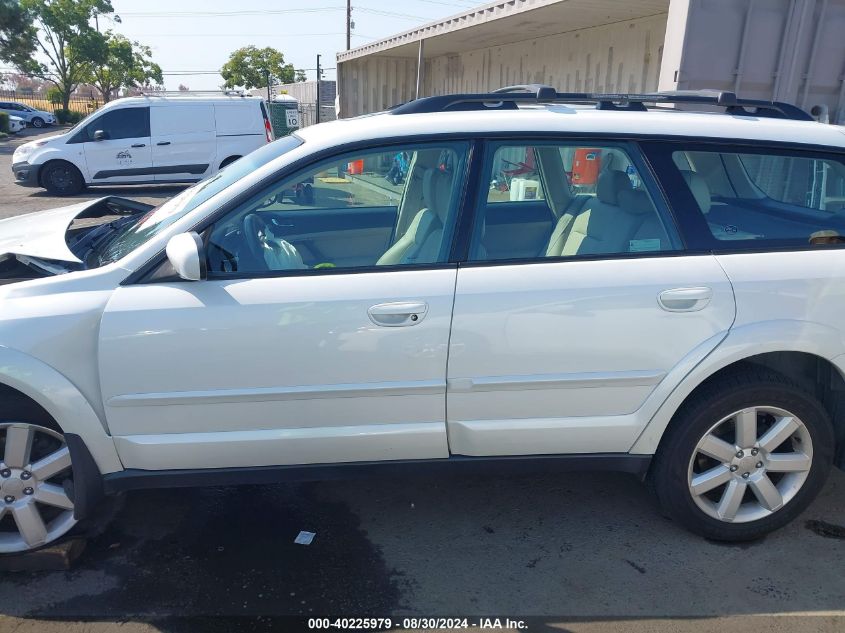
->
[0,423,76,553]
[687,406,813,523]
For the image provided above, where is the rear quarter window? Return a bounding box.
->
[659,144,845,247]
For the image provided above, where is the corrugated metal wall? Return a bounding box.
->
[338,13,667,117]
[660,0,845,123]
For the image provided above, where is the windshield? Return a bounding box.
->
[93,134,304,266]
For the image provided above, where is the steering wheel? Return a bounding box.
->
[242,213,269,263]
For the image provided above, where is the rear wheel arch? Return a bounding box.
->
[219,155,241,170]
[656,353,845,471]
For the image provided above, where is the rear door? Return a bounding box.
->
[151,104,216,182]
[447,139,736,456]
[75,106,153,184]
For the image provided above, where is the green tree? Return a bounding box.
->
[295,68,307,83]
[0,0,112,111]
[91,32,162,102]
[0,1,37,68]
[220,46,294,90]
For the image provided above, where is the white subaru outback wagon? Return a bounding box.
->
[0,86,843,553]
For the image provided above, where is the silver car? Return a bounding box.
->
[0,101,56,128]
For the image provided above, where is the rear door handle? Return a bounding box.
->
[131,143,146,148]
[658,287,713,312]
[368,301,428,327]
[156,141,171,146]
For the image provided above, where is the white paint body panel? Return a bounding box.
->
[98,269,456,469]
[447,256,736,455]
[1,105,845,477]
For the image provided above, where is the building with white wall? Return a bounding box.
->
[337,0,845,123]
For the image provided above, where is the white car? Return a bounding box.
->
[0,86,843,554]
[11,93,274,196]
[0,101,56,128]
[7,116,25,134]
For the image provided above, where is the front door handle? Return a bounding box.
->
[157,141,171,146]
[368,301,428,327]
[658,287,713,312]
[131,143,146,148]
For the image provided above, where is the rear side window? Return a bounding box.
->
[668,146,845,245]
[470,141,679,262]
[71,107,150,142]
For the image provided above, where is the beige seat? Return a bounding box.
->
[679,170,712,215]
[547,169,651,257]
[377,168,453,265]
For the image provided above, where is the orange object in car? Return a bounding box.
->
[571,148,601,185]
[348,159,364,175]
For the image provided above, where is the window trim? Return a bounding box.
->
[641,140,845,253]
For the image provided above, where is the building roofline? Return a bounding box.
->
[337,0,564,62]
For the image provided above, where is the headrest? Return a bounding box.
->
[617,189,655,216]
[596,169,633,205]
[679,170,711,214]
[422,167,453,220]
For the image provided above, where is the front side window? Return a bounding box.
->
[205,142,469,275]
[670,147,845,244]
[75,107,150,142]
[470,142,678,262]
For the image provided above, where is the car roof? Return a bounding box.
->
[296,105,845,151]
[102,95,262,108]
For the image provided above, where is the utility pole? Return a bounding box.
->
[316,54,321,124]
[266,70,271,102]
[346,0,352,50]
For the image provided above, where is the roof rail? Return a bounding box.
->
[388,85,814,121]
[138,89,248,97]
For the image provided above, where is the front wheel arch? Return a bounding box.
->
[38,159,85,195]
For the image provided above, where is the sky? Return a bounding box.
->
[103,0,480,90]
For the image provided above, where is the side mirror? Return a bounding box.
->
[165,232,206,281]
[92,129,108,141]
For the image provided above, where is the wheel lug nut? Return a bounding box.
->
[736,451,744,458]
[23,487,33,495]
[0,469,10,478]
[20,471,31,480]
[730,465,739,472]
[751,449,758,456]
[3,495,14,503]
[742,472,750,479]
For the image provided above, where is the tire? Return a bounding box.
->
[650,367,834,541]
[40,161,85,196]
[30,117,45,128]
[0,394,118,554]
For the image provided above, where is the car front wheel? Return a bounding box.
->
[31,117,45,128]
[0,422,77,553]
[651,368,834,541]
[41,161,85,196]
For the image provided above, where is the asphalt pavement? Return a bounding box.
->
[0,128,843,633]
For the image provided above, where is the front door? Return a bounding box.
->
[79,106,153,184]
[98,140,471,471]
[446,140,737,456]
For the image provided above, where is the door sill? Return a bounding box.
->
[102,453,652,493]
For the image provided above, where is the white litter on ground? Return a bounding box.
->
[294,531,316,545]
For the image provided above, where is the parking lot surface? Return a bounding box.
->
[0,129,843,632]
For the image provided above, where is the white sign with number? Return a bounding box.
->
[286,109,299,128]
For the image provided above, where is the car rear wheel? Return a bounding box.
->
[41,161,85,196]
[0,422,77,553]
[31,117,45,128]
[651,368,834,541]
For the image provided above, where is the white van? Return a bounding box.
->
[11,94,274,195]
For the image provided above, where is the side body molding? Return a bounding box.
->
[630,319,845,455]
[0,345,122,474]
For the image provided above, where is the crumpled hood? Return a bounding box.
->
[0,199,106,264]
